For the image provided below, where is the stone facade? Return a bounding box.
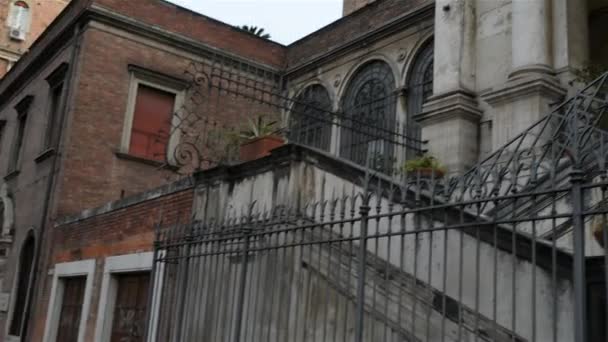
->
[343,0,376,16]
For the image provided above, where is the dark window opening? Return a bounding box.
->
[56,276,87,342]
[110,272,150,342]
[406,39,434,158]
[289,84,333,152]
[9,102,29,172]
[45,81,64,150]
[8,236,35,336]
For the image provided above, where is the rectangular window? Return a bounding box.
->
[129,84,175,162]
[45,81,64,149]
[55,277,87,342]
[110,273,150,342]
[43,260,95,342]
[9,111,27,172]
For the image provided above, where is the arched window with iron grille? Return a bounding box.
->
[407,40,434,147]
[289,84,333,151]
[340,60,396,170]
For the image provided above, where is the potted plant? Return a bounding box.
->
[238,116,284,162]
[403,155,446,179]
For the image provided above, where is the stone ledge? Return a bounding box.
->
[481,74,566,106]
[415,90,482,125]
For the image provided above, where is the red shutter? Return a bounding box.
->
[129,84,175,162]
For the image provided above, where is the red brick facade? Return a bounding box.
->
[30,185,193,342]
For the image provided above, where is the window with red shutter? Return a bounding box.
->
[129,84,175,162]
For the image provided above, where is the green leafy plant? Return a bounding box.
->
[403,155,446,174]
[240,116,278,140]
[237,25,271,39]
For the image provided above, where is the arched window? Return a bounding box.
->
[407,40,434,144]
[8,1,31,40]
[289,84,332,151]
[9,236,35,337]
[340,60,396,169]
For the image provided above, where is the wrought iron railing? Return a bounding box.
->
[168,58,426,175]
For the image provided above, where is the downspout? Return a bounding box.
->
[20,22,84,340]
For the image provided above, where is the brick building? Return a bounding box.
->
[0,0,606,341]
[0,0,69,77]
[0,0,283,340]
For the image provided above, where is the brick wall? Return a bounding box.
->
[287,0,430,68]
[92,0,286,69]
[56,26,280,217]
[29,185,193,342]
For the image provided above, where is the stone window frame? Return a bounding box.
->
[93,252,162,342]
[42,259,95,342]
[7,96,33,176]
[120,66,186,165]
[42,63,69,153]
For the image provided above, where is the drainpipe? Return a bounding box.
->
[20,22,84,340]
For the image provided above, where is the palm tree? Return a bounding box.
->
[238,25,271,39]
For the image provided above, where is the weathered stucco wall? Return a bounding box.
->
[190,146,576,341]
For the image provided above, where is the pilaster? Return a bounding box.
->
[416,91,482,175]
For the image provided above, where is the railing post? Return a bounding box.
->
[233,215,253,342]
[570,168,587,342]
[174,226,192,342]
[355,201,371,342]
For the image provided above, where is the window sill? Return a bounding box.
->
[4,169,20,182]
[34,148,56,163]
[114,152,178,171]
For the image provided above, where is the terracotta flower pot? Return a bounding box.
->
[412,168,445,179]
[239,135,284,162]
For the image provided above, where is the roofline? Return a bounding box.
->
[0,0,288,108]
[285,2,435,77]
[158,0,286,48]
[287,0,385,48]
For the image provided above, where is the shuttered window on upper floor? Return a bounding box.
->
[129,84,175,162]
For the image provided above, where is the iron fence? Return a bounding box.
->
[168,58,426,175]
[145,71,608,342]
[148,167,608,342]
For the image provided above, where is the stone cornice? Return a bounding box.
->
[481,74,567,106]
[285,2,435,77]
[87,5,283,75]
[415,90,482,125]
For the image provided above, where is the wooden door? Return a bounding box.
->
[110,273,150,342]
[56,277,86,342]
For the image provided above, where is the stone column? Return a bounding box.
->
[416,0,482,175]
[511,0,552,77]
[481,0,566,148]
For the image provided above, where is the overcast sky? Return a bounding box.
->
[167,0,343,45]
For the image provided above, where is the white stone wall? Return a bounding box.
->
[192,158,577,341]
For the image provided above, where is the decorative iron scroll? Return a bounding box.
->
[168,57,427,176]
